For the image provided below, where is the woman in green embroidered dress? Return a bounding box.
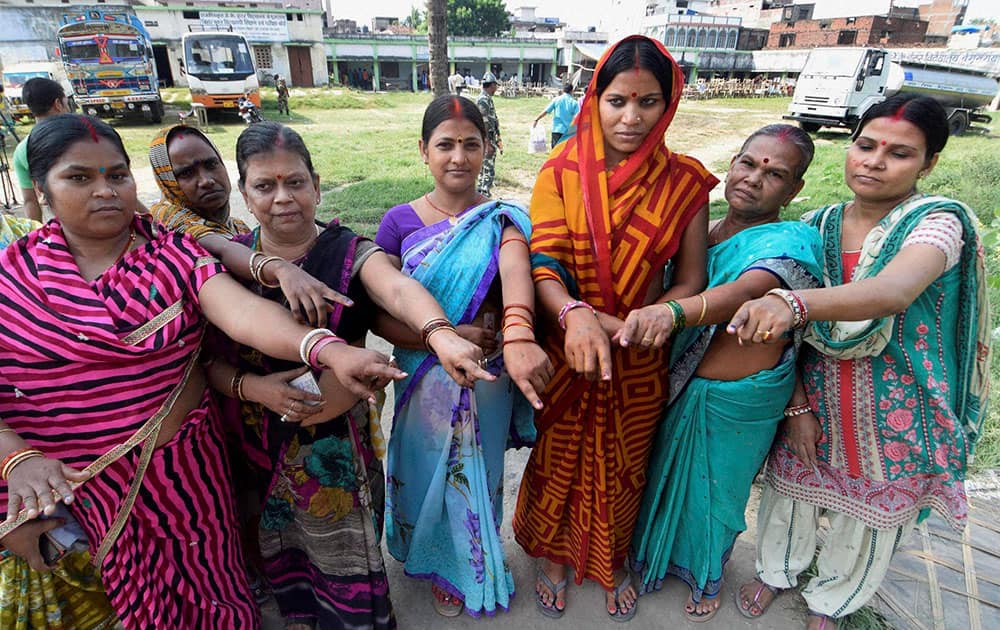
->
[728,94,991,630]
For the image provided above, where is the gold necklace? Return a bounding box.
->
[424,193,484,225]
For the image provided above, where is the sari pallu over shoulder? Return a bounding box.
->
[632,222,823,600]
[766,194,991,532]
[802,194,990,452]
[148,124,248,239]
[516,35,718,590]
[393,199,533,428]
[527,36,718,434]
[0,216,257,628]
[386,199,534,617]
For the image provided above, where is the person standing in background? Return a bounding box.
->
[476,72,502,196]
[274,74,290,116]
[12,77,70,221]
[533,83,580,149]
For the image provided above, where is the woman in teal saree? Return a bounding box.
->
[631,125,822,622]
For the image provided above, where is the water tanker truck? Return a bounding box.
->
[785,47,997,135]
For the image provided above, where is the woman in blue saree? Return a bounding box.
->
[630,125,823,622]
[375,95,553,618]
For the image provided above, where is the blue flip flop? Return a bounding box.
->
[536,569,568,619]
[608,572,637,622]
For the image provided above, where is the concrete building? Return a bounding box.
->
[137,4,328,87]
[510,6,567,38]
[325,34,559,91]
[766,10,929,48]
[917,0,968,44]
[706,0,791,29]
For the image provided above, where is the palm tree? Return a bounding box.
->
[427,0,448,96]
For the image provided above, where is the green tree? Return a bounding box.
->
[447,0,510,37]
[404,5,427,33]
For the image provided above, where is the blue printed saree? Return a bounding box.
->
[385,200,535,617]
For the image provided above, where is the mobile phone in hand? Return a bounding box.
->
[280,371,322,423]
[39,531,68,565]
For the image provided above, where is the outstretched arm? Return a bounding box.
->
[728,243,946,344]
[199,272,404,404]
[360,251,494,388]
[199,233,350,327]
[616,204,709,347]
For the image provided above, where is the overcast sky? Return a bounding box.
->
[331,0,1000,31]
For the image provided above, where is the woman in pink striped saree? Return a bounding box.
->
[0,114,404,629]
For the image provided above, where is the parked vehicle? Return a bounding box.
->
[785,47,997,135]
[237,94,264,125]
[57,4,164,123]
[181,31,259,116]
[1,62,75,121]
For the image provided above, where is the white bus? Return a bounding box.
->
[181,31,259,113]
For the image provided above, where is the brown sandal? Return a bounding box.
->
[735,579,781,619]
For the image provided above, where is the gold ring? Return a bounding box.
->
[762,330,772,341]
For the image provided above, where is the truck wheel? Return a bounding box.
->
[799,122,821,133]
[150,102,163,124]
[947,112,968,136]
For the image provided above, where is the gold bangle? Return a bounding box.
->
[695,294,708,326]
[230,370,245,400]
[256,256,283,289]
[424,324,457,354]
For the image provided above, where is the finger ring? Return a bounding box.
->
[478,358,487,368]
[762,330,772,341]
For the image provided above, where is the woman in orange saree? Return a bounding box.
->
[513,35,717,622]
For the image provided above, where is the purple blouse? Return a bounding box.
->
[375,203,426,257]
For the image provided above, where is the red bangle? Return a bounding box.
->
[1,447,44,481]
[500,237,528,249]
[503,321,534,332]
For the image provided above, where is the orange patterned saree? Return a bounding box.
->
[513,35,718,589]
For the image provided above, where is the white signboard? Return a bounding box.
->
[199,12,289,43]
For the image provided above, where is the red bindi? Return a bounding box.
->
[881,140,887,145]
[275,174,283,180]
[631,92,637,98]
[762,157,770,164]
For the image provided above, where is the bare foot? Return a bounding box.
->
[536,559,567,612]
[606,569,636,616]
[737,579,779,618]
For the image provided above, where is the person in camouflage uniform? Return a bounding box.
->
[274,74,290,116]
[476,72,502,196]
